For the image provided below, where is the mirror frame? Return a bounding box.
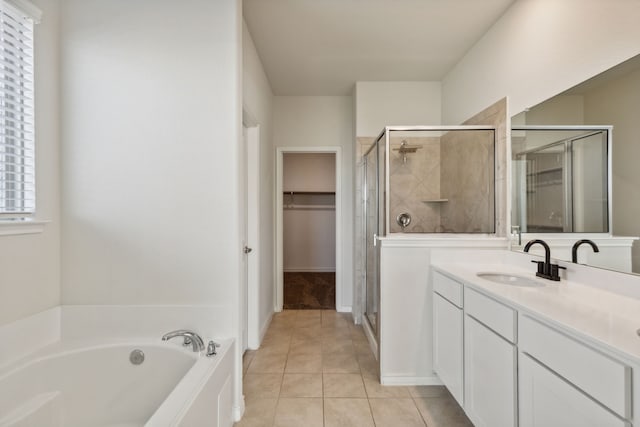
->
[511,125,613,238]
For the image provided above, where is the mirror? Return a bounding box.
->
[511,54,640,275]
[512,127,610,233]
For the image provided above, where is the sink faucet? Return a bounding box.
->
[162,329,205,352]
[572,239,600,264]
[524,239,565,281]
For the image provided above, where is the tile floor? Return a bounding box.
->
[236,309,473,427]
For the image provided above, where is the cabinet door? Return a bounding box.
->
[519,353,629,427]
[464,315,516,427]
[433,292,463,406]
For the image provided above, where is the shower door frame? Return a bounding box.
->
[275,146,344,312]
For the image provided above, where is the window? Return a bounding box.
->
[0,0,37,216]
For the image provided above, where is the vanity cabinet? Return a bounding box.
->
[433,272,464,406]
[464,288,517,427]
[432,266,638,427]
[519,315,632,427]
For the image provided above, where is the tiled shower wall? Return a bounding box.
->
[388,137,442,233]
[440,130,495,233]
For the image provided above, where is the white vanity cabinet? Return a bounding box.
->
[432,265,639,427]
[463,288,517,427]
[433,271,464,406]
[519,315,632,427]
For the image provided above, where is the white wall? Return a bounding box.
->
[355,81,442,136]
[242,20,275,340]
[60,0,242,335]
[274,96,354,310]
[0,0,61,327]
[442,0,640,124]
[283,153,336,192]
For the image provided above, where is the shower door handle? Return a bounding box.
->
[243,246,253,254]
[373,234,377,247]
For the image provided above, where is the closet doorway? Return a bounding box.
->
[276,147,342,311]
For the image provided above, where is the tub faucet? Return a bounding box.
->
[572,239,600,264]
[162,329,205,352]
[524,239,565,281]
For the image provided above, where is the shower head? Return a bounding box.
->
[392,140,422,163]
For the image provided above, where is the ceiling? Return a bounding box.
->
[243,0,516,95]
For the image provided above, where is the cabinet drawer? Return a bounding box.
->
[465,287,516,343]
[520,315,631,419]
[520,353,629,427]
[433,271,463,308]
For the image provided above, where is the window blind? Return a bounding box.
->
[0,0,34,214]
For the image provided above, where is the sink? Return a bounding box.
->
[477,272,544,287]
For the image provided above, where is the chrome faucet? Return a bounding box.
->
[162,329,205,352]
[524,239,566,281]
[572,239,600,264]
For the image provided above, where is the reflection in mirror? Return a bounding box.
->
[511,54,640,275]
[512,127,610,233]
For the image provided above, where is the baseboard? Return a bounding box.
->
[253,312,273,350]
[380,375,443,386]
[232,396,245,422]
[336,305,352,313]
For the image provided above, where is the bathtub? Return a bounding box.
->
[0,339,234,427]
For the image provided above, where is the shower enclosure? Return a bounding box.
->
[362,126,497,341]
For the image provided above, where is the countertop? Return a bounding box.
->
[432,261,640,365]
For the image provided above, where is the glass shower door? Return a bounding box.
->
[364,143,379,336]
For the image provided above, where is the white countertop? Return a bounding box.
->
[432,261,640,365]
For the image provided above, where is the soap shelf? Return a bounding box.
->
[422,199,449,203]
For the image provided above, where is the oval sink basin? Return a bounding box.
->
[477,272,544,287]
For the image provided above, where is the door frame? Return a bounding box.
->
[275,146,343,311]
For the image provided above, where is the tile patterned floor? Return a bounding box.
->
[236,309,473,427]
[283,272,336,310]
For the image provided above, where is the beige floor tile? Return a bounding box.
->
[293,327,322,341]
[350,327,369,342]
[234,397,278,427]
[321,326,352,340]
[289,340,321,355]
[256,341,291,355]
[247,352,288,374]
[413,397,474,427]
[323,352,360,373]
[363,376,410,398]
[243,352,256,375]
[358,357,379,379]
[322,338,354,354]
[323,373,367,397]
[408,385,449,398]
[354,341,374,357]
[298,310,321,320]
[369,398,426,427]
[321,314,350,329]
[281,373,323,397]
[324,398,375,427]
[285,352,323,373]
[243,373,283,398]
[273,398,323,427]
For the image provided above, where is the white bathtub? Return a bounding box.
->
[0,339,234,427]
